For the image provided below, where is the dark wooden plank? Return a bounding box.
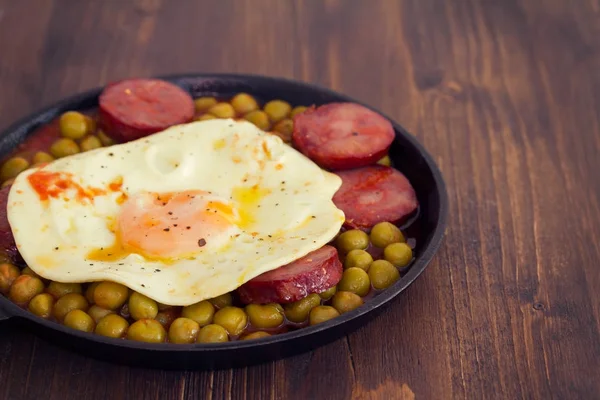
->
[0,0,599,399]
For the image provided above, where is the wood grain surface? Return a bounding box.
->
[1,0,599,399]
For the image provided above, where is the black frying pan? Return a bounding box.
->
[0,74,448,370]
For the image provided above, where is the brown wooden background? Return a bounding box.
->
[1,0,599,399]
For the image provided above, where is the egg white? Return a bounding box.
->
[7,119,345,306]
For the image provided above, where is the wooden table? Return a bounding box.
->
[0,1,599,398]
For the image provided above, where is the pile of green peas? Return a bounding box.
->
[0,218,414,344]
[0,110,114,187]
[192,93,307,144]
[0,263,348,343]
[0,220,413,344]
[0,93,411,343]
[328,222,414,313]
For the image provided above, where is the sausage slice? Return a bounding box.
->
[238,245,342,304]
[99,79,195,143]
[292,102,395,170]
[333,165,418,230]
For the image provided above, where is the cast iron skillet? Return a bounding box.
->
[0,74,447,370]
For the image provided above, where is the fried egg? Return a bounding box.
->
[7,119,345,305]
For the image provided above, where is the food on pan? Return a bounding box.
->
[0,79,418,344]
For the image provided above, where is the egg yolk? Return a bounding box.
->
[90,190,237,261]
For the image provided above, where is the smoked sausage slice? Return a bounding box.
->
[98,79,195,143]
[333,165,418,230]
[238,245,342,304]
[292,103,395,170]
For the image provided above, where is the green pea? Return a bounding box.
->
[309,306,340,325]
[32,152,54,164]
[93,282,129,310]
[95,314,129,338]
[9,275,44,305]
[245,304,284,329]
[0,263,20,295]
[195,114,216,121]
[127,319,166,343]
[383,242,413,268]
[264,100,291,123]
[1,157,29,181]
[50,138,80,158]
[128,292,158,320]
[87,305,114,323]
[209,292,233,309]
[168,317,200,344]
[290,106,308,119]
[85,282,100,304]
[331,291,364,314]
[343,249,373,271]
[242,331,271,340]
[213,306,247,336]
[79,135,102,152]
[181,300,215,326]
[208,102,235,118]
[337,267,371,297]
[28,293,54,318]
[197,324,229,343]
[244,110,271,131]
[63,309,95,332]
[53,293,89,322]
[377,155,391,166]
[336,230,370,254]
[230,93,259,115]
[59,111,88,139]
[369,259,401,289]
[46,281,82,299]
[370,222,404,248]
[194,97,218,112]
[319,286,337,301]
[272,119,293,143]
[284,293,321,323]
[85,116,97,134]
[22,266,42,279]
[97,130,115,146]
